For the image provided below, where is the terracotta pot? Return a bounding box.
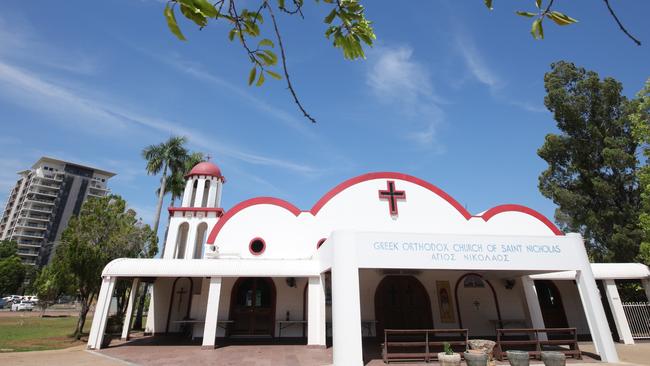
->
[464,351,489,366]
[506,350,530,366]
[541,351,566,366]
[438,352,461,366]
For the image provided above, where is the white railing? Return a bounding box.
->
[622,302,650,339]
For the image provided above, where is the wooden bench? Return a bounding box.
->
[495,328,581,361]
[382,329,468,363]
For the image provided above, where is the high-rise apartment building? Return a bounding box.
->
[0,157,115,266]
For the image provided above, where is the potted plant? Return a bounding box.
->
[468,339,496,366]
[464,349,489,366]
[506,350,530,366]
[438,342,461,366]
[541,351,566,366]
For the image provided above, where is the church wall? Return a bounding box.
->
[357,270,530,338]
[554,280,590,335]
[150,278,174,335]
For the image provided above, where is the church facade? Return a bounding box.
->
[88,162,650,365]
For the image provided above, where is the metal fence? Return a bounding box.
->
[622,302,650,339]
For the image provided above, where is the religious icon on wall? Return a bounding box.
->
[436,281,455,323]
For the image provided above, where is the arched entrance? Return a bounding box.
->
[454,273,502,336]
[375,275,433,337]
[229,277,277,337]
[535,280,568,328]
[165,277,194,333]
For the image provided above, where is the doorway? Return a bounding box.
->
[374,275,433,337]
[535,280,569,328]
[229,277,276,337]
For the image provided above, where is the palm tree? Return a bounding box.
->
[142,136,189,244]
[157,151,205,207]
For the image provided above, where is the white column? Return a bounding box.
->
[521,276,547,341]
[569,234,618,363]
[331,231,363,366]
[181,179,194,207]
[87,276,116,349]
[307,275,327,347]
[202,277,222,349]
[144,281,156,334]
[642,279,650,302]
[121,278,140,341]
[163,219,180,259]
[194,178,206,207]
[185,222,198,259]
[206,179,217,208]
[215,180,223,208]
[604,279,634,344]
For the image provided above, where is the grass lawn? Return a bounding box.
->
[0,314,92,352]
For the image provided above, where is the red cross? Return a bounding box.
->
[378,180,406,217]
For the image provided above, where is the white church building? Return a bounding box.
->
[88,162,650,365]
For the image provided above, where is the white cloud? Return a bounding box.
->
[366,45,445,149]
[454,33,502,92]
[0,15,98,75]
[0,60,318,176]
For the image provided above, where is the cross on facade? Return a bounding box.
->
[176,287,187,312]
[378,180,406,217]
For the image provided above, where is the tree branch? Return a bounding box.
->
[602,0,641,46]
[266,2,317,123]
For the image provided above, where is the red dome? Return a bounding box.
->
[186,161,223,179]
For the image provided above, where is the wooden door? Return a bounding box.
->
[230,278,276,336]
[375,276,433,336]
[535,280,569,328]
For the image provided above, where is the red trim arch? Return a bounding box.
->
[207,172,563,244]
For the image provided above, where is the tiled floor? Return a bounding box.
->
[97,336,614,366]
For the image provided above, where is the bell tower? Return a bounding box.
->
[163,161,225,260]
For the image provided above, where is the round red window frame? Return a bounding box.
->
[317,238,326,249]
[249,237,266,255]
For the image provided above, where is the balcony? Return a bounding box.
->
[29,188,58,198]
[19,214,50,222]
[17,250,39,257]
[17,242,41,248]
[13,231,45,239]
[25,197,56,205]
[23,206,52,214]
[15,222,47,230]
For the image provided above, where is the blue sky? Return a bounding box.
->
[0,1,648,241]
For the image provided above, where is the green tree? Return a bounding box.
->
[142,136,189,246]
[54,195,157,339]
[33,264,72,316]
[631,79,650,265]
[159,151,206,207]
[538,61,642,262]
[0,240,26,296]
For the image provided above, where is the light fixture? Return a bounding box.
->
[285,277,296,288]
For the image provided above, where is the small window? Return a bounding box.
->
[463,274,485,288]
[317,238,326,249]
[249,238,265,255]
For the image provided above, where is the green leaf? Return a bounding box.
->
[516,11,536,18]
[484,0,493,10]
[164,4,186,41]
[228,28,239,41]
[266,70,282,80]
[531,18,544,39]
[324,9,337,24]
[256,71,265,86]
[258,38,274,48]
[277,0,286,9]
[546,11,578,26]
[190,0,218,18]
[248,67,257,86]
[180,4,207,27]
[535,0,542,9]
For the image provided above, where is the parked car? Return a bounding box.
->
[11,301,34,312]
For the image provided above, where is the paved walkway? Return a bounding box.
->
[0,345,129,366]
[2,338,649,366]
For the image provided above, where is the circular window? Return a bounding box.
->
[317,238,326,249]
[249,238,266,255]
